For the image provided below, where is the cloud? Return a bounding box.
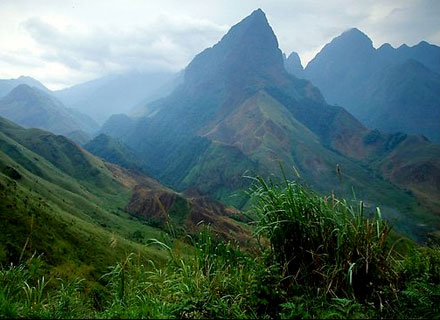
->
[363,0,440,46]
[21,14,228,77]
[0,0,438,88]
[0,49,42,68]
[264,0,440,65]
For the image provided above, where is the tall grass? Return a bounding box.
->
[250,176,397,304]
[94,229,264,318]
[1,175,440,318]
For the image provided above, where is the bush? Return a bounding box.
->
[250,176,397,304]
[395,245,440,318]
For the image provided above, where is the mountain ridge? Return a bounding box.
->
[0,84,99,135]
[100,9,440,241]
[54,71,177,124]
[0,75,49,99]
[298,28,440,143]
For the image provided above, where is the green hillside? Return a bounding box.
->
[0,116,247,283]
[1,175,439,319]
[0,117,166,280]
[84,134,144,172]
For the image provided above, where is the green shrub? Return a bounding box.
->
[395,245,440,318]
[250,175,397,304]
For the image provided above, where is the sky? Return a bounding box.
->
[0,0,439,90]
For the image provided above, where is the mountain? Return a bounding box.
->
[365,132,440,215]
[54,71,178,123]
[101,9,440,241]
[353,59,440,142]
[0,115,163,278]
[0,84,99,135]
[63,129,92,145]
[84,133,145,171]
[0,115,249,278]
[284,51,304,78]
[99,113,136,139]
[0,75,49,98]
[129,71,185,118]
[300,28,440,143]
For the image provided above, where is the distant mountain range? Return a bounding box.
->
[0,75,49,98]
[98,9,440,241]
[0,84,99,136]
[53,71,180,124]
[0,70,180,128]
[287,28,440,143]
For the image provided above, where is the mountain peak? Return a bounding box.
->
[9,83,50,97]
[7,84,36,98]
[379,43,394,50]
[285,51,304,78]
[398,43,409,50]
[286,51,302,66]
[305,27,374,74]
[246,8,267,23]
[11,83,32,91]
[1,84,63,116]
[227,8,272,38]
[344,27,365,35]
[184,9,283,86]
[337,28,373,47]
[4,76,50,94]
[17,75,35,81]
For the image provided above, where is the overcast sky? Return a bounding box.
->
[0,0,439,90]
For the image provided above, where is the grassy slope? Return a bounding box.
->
[0,117,168,280]
[187,91,437,240]
[84,134,143,171]
[96,84,438,242]
[1,176,439,319]
[370,135,440,216]
[0,116,251,282]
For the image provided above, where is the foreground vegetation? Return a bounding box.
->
[1,177,440,318]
